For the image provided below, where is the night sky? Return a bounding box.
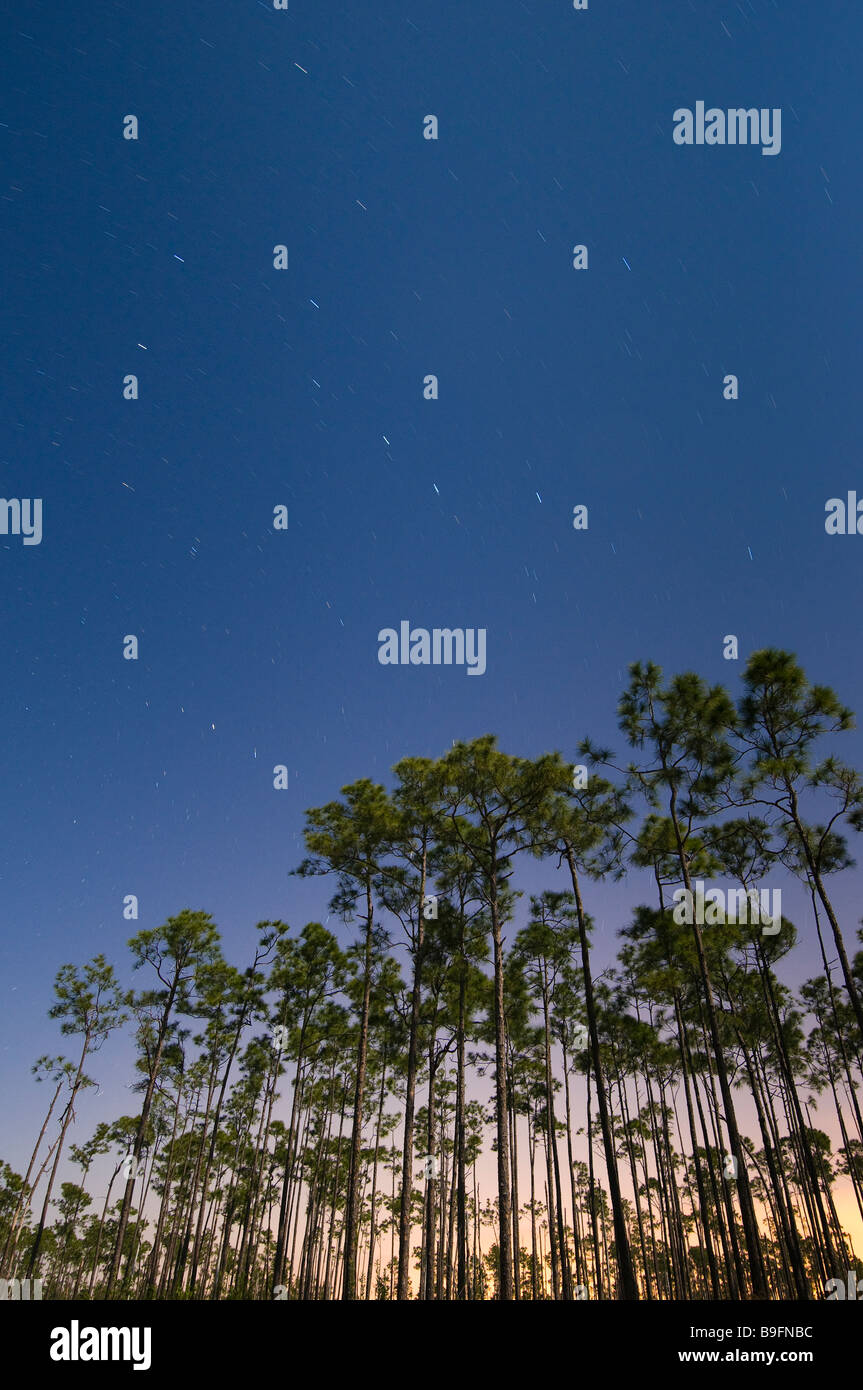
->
[2,0,862,1211]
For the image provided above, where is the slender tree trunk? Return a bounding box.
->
[564,848,638,1299]
[456,939,468,1301]
[364,1058,387,1300]
[673,993,721,1298]
[489,859,514,1300]
[667,790,768,1299]
[585,1061,602,1298]
[27,1032,92,1277]
[1,1076,65,1276]
[342,877,375,1300]
[786,787,863,1039]
[562,1040,583,1289]
[397,842,427,1298]
[107,979,179,1296]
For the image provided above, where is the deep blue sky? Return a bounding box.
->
[2,0,863,1178]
